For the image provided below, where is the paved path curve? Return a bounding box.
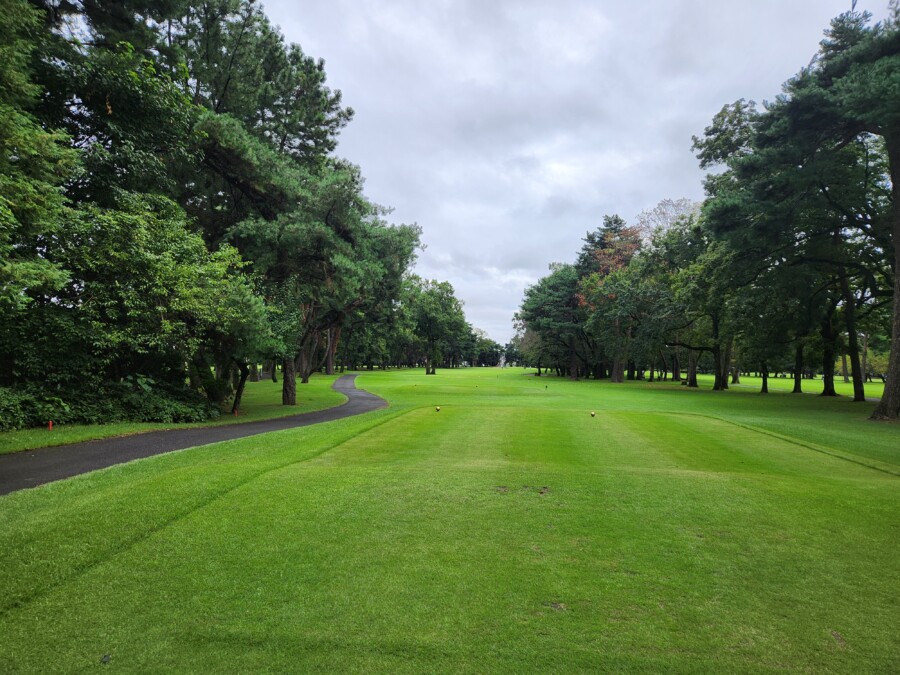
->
[0,375,386,496]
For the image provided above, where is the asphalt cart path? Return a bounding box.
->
[0,374,386,496]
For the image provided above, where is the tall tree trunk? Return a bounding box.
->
[671,352,681,382]
[325,326,341,376]
[821,345,837,396]
[719,337,733,390]
[730,365,740,385]
[250,363,260,383]
[299,350,311,384]
[712,348,721,389]
[792,344,804,394]
[627,360,636,381]
[875,249,900,416]
[761,364,769,394]
[872,134,900,418]
[325,331,335,376]
[231,362,250,414]
[861,333,869,382]
[821,306,838,396]
[426,340,437,375]
[298,331,323,384]
[841,353,850,383]
[840,275,866,402]
[687,351,699,388]
[711,317,727,391]
[610,356,625,383]
[281,356,296,405]
[568,337,579,381]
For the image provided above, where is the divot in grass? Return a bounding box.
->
[543,602,568,612]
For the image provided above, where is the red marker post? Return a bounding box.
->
[48,420,53,431]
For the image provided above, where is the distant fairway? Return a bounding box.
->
[1,369,898,671]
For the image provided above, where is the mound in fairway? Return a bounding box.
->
[0,369,898,671]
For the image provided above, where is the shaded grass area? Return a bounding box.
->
[0,374,344,455]
[0,368,898,671]
[694,373,886,399]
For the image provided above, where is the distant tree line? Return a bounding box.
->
[334,276,503,374]
[514,8,900,421]
[0,0,494,430]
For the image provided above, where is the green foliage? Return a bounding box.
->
[169,1,353,161]
[408,277,470,372]
[0,376,345,455]
[0,0,428,425]
[0,0,75,309]
[518,10,900,407]
[0,387,33,431]
[34,38,200,204]
[470,329,503,366]
[195,110,307,227]
[519,265,582,355]
[0,380,217,431]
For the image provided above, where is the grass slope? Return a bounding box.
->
[0,368,897,672]
[0,374,345,455]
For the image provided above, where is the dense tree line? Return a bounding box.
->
[335,275,502,373]
[516,8,900,421]
[0,0,489,430]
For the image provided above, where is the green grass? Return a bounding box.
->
[694,373,886,399]
[0,368,898,671]
[0,374,345,455]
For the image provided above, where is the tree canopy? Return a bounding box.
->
[516,7,900,419]
[0,0,490,430]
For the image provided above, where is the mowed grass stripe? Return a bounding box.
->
[313,407,599,470]
[2,449,895,671]
[607,412,895,481]
[313,406,894,482]
[0,369,897,671]
[0,407,406,617]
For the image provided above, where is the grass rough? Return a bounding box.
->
[0,375,345,455]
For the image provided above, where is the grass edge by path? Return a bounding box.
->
[0,404,412,619]
[0,375,348,456]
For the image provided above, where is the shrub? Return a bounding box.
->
[0,381,218,431]
[0,387,71,430]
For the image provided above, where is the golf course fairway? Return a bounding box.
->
[1,368,898,671]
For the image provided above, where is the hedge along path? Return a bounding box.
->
[0,375,386,496]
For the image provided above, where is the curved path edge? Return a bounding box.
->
[0,374,386,496]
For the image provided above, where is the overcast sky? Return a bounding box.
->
[262,1,890,343]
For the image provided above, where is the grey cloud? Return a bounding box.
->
[262,0,892,342]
